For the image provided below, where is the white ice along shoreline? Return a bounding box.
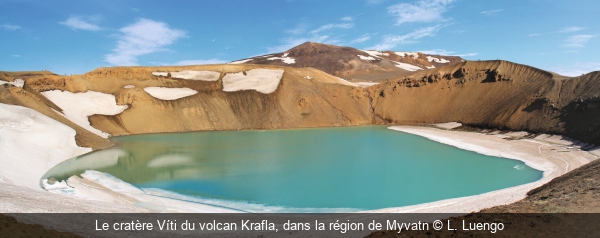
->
[42,170,360,213]
[2,93,595,213]
[372,125,596,213]
[144,87,198,100]
[41,90,129,138]
[152,70,221,81]
[36,124,595,213]
[222,68,285,94]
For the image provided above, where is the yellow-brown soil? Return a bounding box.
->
[369,60,600,145]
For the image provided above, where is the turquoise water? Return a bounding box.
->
[43,126,542,211]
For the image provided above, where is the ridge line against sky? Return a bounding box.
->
[1,0,598,76]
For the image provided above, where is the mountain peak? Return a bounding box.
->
[230,42,465,82]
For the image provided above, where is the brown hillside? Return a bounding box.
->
[0,64,374,142]
[2,60,600,145]
[234,42,464,82]
[369,60,600,144]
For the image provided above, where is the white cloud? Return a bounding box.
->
[309,23,353,34]
[349,34,372,44]
[59,16,102,31]
[340,16,353,21]
[105,18,186,66]
[528,33,541,37]
[370,25,442,50]
[12,54,21,58]
[1,24,21,30]
[419,49,478,57]
[456,52,479,57]
[562,35,596,48]
[419,49,454,55]
[552,62,600,76]
[387,0,455,25]
[480,9,504,16]
[559,26,584,33]
[285,23,308,35]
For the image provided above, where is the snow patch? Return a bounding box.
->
[0,103,92,190]
[144,87,198,100]
[123,85,135,89]
[152,72,169,77]
[0,79,24,87]
[228,59,253,64]
[152,70,221,81]
[222,69,284,94]
[395,52,419,59]
[361,50,388,57]
[393,62,423,71]
[267,55,296,64]
[170,70,220,81]
[334,77,357,87]
[353,82,380,88]
[426,65,436,69]
[357,55,377,61]
[427,56,450,63]
[305,76,312,80]
[41,90,129,138]
[42,179,72,191]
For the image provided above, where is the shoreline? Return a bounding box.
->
[373,125,598,213]
[2,123,598,213]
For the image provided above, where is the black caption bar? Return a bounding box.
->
[4,213,600,237]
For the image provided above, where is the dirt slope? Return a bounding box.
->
[369,60,600,144]
[484,158,600,213]
[0,64,374,143]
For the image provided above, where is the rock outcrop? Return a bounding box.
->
[0,64,374,149]
[369,60,600,144]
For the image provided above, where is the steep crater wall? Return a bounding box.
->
[369,60,600,144]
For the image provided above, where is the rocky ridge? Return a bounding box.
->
[231,42,463,82]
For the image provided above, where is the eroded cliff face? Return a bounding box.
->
[89,67,374,136]
[0,64,374,148]
[369,60,600,144]
[2,60,600,147]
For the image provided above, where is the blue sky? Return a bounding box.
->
[1,0,598,76]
